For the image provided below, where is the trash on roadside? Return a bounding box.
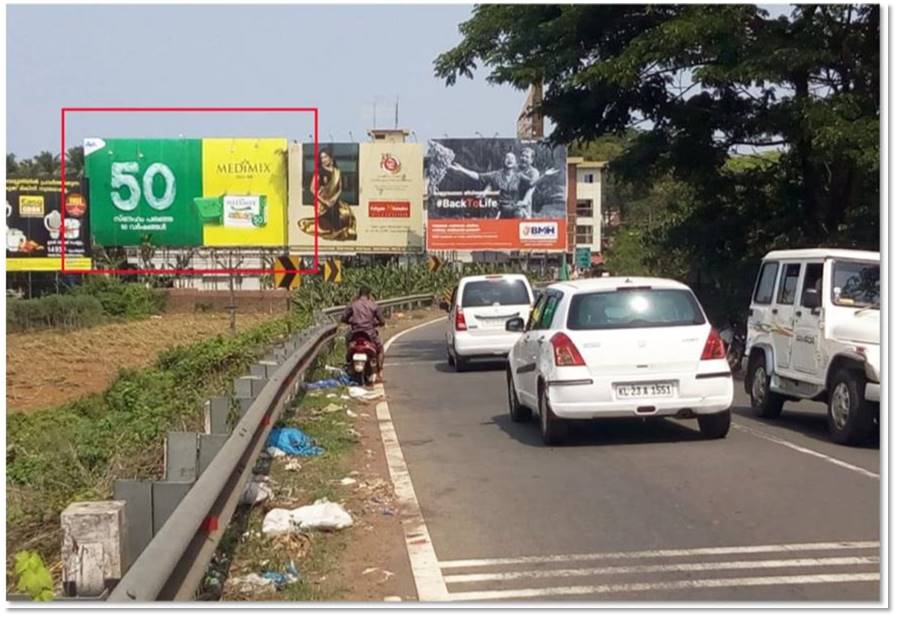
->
[348,386,384,402]
[346,409,358,418]
[284,459,302,472]
[266,447,287,458]
[291,498,354,531]
[384,596,403,602]
[339,477,357,486]
[224,573,276,595]
[266,427,323,457]
[262,509,294,536]
[340,395,351,400]
[261,565,299,591]
[381,508,395,516]
[326,393,337,398]
[363,567,395,583]
[240,475,273,506]
[323,403,343,414]
[304,371,355,391]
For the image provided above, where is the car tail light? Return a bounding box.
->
[701,328,726,360]
[455,309,467,331]
[550,332,585,366]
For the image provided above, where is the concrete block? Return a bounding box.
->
[61,501,127,597]
[152,482,193,536]
[204,396,230,434]
[237,396,254,417]
[113,480,153,571]
[250,361,278,380]
[234,375,265,399]
[164,432,198,482]
[198,434,230,476]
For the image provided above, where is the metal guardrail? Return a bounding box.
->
[101,293,434,602]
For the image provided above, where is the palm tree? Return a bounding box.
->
[33,151,61,177]
[65,146,85,179]
[7,153,19,176]
[15,157,37,177]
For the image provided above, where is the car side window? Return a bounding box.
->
[776,263,802,306]
[527,294,548,331]
[800,263,824,307]
[538,294,561,329]
[753,262,779,304]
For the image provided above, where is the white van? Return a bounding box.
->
[442,273,535,371]
[744,249,880,445]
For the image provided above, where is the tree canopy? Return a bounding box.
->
[436,4,879,320]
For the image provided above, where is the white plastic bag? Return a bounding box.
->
[262,508,294,536]
[290,498,353,531]
[240,475,273,506]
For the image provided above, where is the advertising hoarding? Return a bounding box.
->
[6,177,92,270]
[85,138,289,248]
[201,138,288,247]
[425,138,567,251]
[288,142,423,252]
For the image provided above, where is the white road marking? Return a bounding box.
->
[446,573,881,601]
[439,540,879,569]
[383,360,440,367]
[733,422,880,479]
[377,317,448,601]
[443,556,880,584]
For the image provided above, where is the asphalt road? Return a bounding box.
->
[383,319,882,603]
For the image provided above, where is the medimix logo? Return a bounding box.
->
[216,159,273,175]
[380,153,402,175]
[519,221,558,241]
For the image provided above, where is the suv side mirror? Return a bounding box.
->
[802,289,821,311]
[506,317,525,332]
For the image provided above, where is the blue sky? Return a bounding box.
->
[6,4,526,157]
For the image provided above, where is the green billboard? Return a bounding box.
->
[85,138,203,246]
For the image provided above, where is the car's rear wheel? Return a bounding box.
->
[507,369,530,423]
[697,409,731,439]
[748,356,784,418]
[538,385,567,445]
[454,352,468,372]
[827,369,875,445]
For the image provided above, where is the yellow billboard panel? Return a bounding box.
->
[287,142,424,253]
[201,138,288,247]
[7,257,92,272]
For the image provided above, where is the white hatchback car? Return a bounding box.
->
[506,277,734,445]
[443,273,535,371]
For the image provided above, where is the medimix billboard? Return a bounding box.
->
[85,138,287,247]
[288,142,424,252]
[426,138,567,251]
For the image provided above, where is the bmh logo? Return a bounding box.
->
[380,153,402,174]
[519,221,558,240]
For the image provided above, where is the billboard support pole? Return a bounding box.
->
[228,250,236,336]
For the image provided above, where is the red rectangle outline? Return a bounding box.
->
[60,107,319,276]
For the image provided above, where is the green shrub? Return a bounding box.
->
[7,294,105,332]
[72,277,165,318]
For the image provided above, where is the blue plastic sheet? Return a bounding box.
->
[304,371,356,390]
[265,427,323,457]
[261,563,300,590]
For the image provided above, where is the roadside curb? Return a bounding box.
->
[376,317,449,602]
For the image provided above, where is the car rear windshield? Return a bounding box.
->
[567,289,706,330]
[461,279,531,307]
[832,261,879,308]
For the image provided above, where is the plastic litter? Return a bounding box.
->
[261,566,299,591]
[284,459,302,472]
[348,386,384,402]
[262,509,294,536]
[339,477,357,486]
[304,371,355,390]
[291,498,354,531]
[346,409,358,418]
[240,475,273,506]
[225,573,276,595]
[266,427,323,457]
[322,403,343,414]
[266,447,286,458]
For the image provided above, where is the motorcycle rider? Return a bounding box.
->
[341,284,386,383]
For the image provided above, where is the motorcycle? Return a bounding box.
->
[719,322,746,375]
[346,330,379,385]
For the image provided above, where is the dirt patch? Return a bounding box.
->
[6,312,282,414]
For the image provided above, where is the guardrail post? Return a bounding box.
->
[152,482,193,535]
[113,480,153,571]
[250,361,279,380]
[164,433,199,482]
[234,375,266,399]
[61,501,127,597]
[203,397,230,434]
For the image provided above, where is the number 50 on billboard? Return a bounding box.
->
[85,138,204,246]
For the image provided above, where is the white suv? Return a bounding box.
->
[442,273,535,371]
[744,249,880,445]
[506,277,734,445]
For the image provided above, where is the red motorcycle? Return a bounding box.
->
[346,331,379,385]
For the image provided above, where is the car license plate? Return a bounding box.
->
[615,382,676,399]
